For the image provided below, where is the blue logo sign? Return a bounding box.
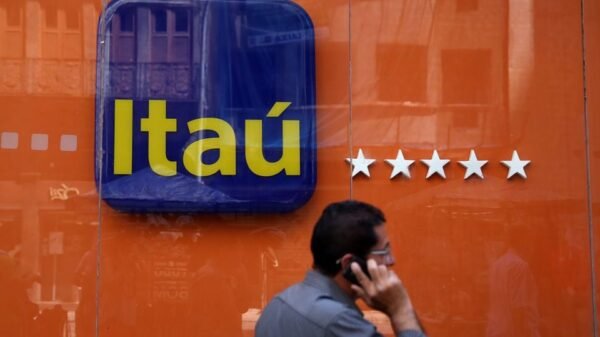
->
[96,1,316,212]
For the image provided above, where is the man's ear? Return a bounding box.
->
[338,253,354,271]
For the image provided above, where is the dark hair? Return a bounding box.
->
[310,200,386,276]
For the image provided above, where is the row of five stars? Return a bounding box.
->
[346,149,531,179]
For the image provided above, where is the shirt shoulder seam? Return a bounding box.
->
[323,307,368,336]
[273,296,338,331]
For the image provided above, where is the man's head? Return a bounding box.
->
[310,200,393,277]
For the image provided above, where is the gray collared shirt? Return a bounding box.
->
[255,270,426,337]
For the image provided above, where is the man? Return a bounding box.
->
[255,200,426,337]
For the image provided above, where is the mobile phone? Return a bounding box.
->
[342,255,370,285]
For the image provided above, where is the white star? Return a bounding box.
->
[346,149,376,178]
[458,149,488,179]
[421,150,450,179]
[501,150,530,179]
[384,150,414,179]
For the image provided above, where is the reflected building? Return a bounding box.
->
[0,0,100,325]
[107,5,193,100]
[0,0,98,96]
[348,0,533,150]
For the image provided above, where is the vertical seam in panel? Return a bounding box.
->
[96,3,109,337]
[580,0,598,336]
[348,0,353,199]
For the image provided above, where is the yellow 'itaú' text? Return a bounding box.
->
[113,100,301,177]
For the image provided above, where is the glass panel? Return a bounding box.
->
[0,2,101,337]
[95,1,350,337]
[584,0,600,334]
[350,1,592,337]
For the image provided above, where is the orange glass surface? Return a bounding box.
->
[0,1,598,337]
[0,1,101,337]
[585,0,600,331]
[350,1,592,337]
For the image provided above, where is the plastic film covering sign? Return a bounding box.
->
[95,0,317,212]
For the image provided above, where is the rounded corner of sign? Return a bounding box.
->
[283,188,317,213]
[280,1,315,31]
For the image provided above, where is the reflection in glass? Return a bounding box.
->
[174,8,189,32]
[153,9,167,33]
[5,2,22,27]
[44,3,58,28]
[0,237,37,337]
[119,8,135,32]
[486,224,540,337]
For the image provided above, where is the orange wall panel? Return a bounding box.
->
[0,2,101,337]
[585,0,600,333]
[349,1,592,337]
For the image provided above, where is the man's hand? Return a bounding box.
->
[350,259,422,333]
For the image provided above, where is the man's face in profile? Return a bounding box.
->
[368,224,395,267]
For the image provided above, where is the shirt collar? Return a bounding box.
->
[303,269,362,313]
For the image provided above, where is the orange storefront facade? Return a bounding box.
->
[1,0,600,337]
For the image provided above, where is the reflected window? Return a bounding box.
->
[0,214,21,251]
[149,8,191,63]
[452,107,479,128]
[44,1,58,28]
[1,3,24,58]
[153,9,167,33]
[174,8,189,32]
[41,0,83,59]
[65,3,80,29]
[457,0,478,12]
[5,2,22,27]
[377,44,427,102]
[316,42,348,104]
[442,49,491,104]
[119,8,135,32]
[112,7,136,63]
